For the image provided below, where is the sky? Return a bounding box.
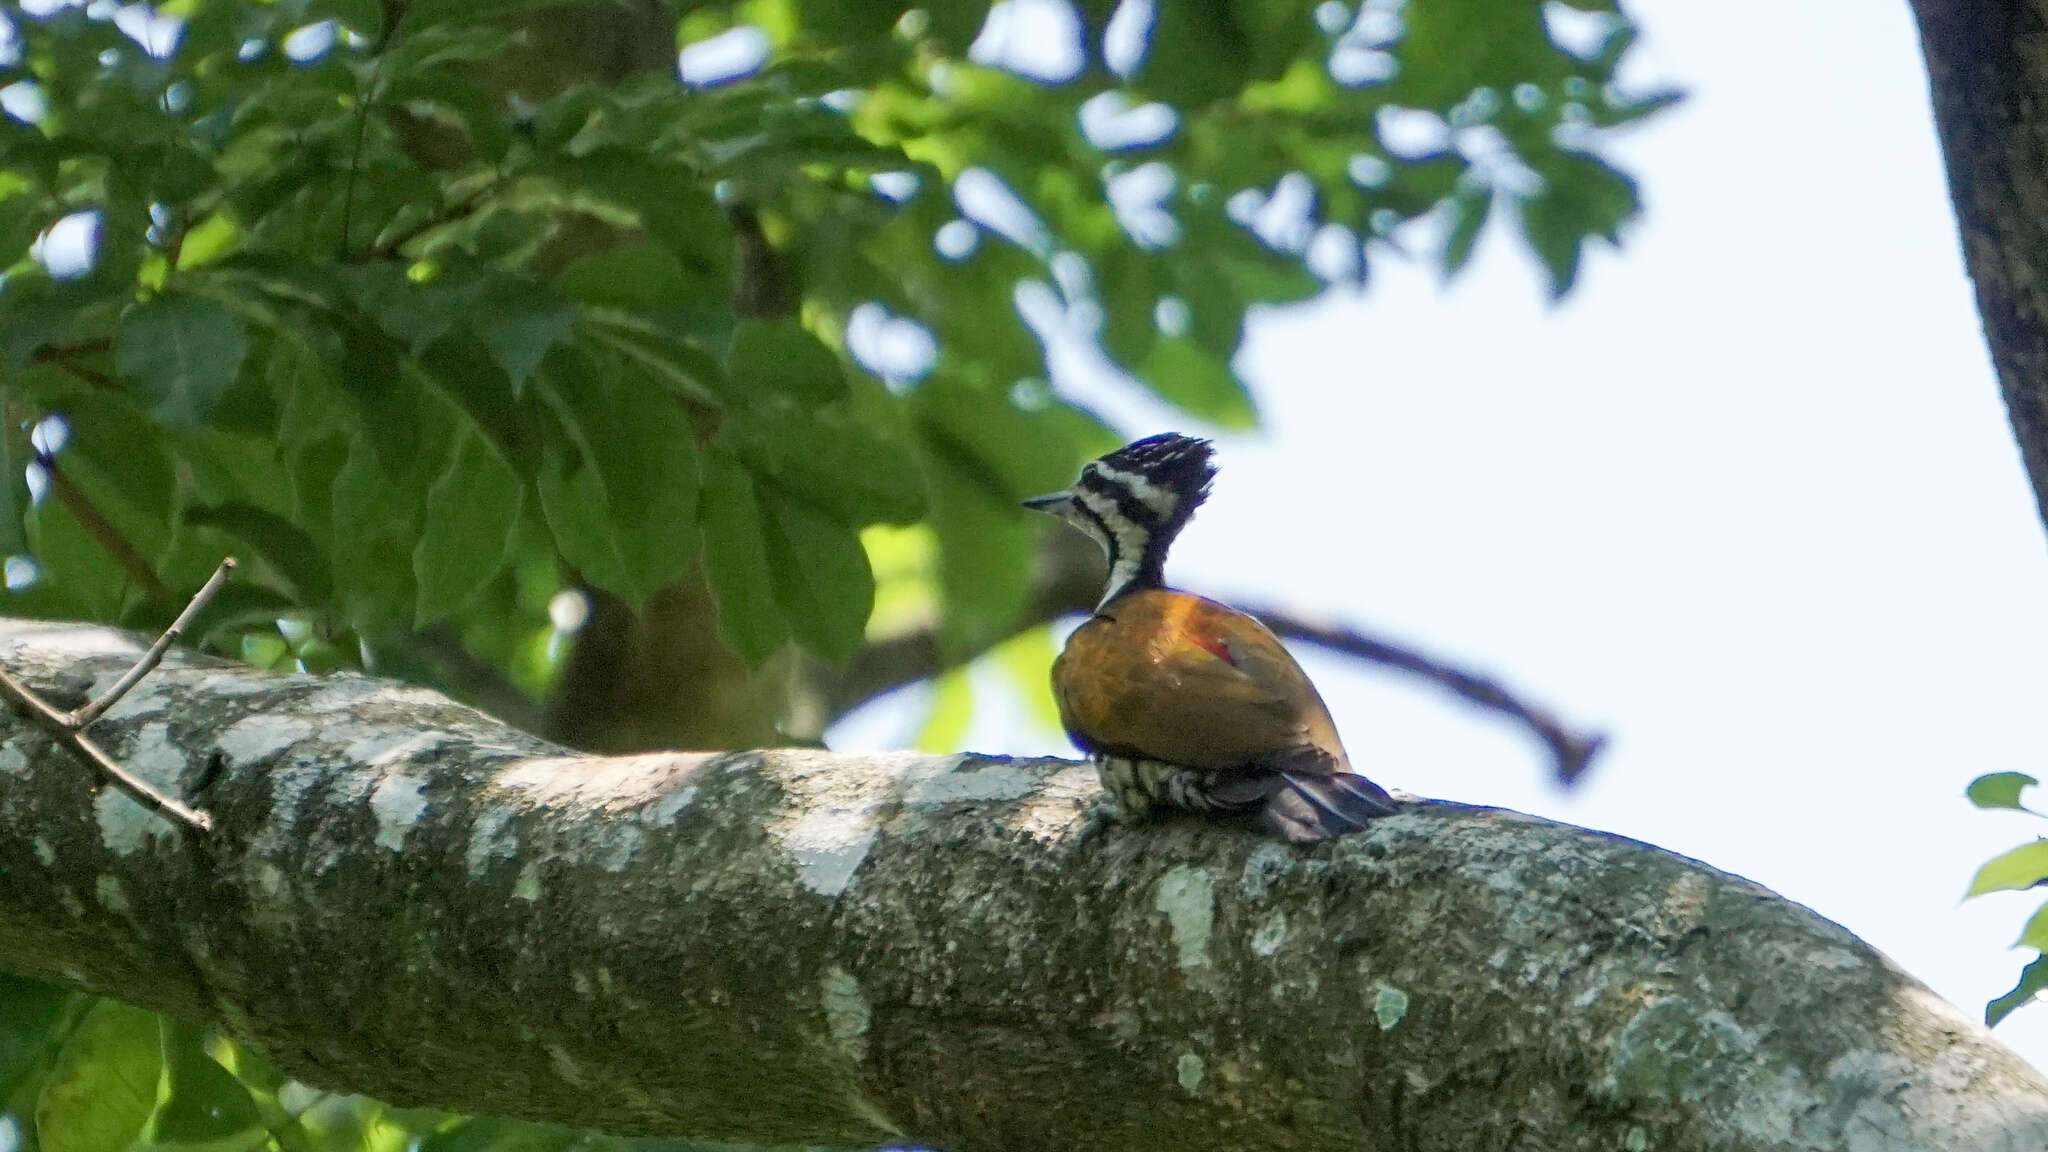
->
[834,0,2048,1070]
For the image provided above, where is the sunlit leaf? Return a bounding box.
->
[37,1000,163,1152]
[1967,840,2048,899]
[152,1019,260,1143]
[916,668,973,753]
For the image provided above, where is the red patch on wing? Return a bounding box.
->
[1194,632,1236,665]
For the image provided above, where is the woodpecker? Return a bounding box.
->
[1024,433,1399,843]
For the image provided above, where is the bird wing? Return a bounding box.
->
[1054,590,1350,774]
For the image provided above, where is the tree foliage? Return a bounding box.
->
[0,0,1669,1146]
[0,0,1666,679]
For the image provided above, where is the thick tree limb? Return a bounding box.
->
[0,617,2040,1151]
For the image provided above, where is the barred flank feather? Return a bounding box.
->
[1094,754,1400,843]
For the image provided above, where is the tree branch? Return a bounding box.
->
[0,617,2038,1150]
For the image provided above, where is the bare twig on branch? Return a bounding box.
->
[30,343,121,392]
[68,557,236,730]
[0,558,236,833]
[1250,607,1604,785]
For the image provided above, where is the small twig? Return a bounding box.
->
[338,4,412,258]
[1251,609,1607,786]
[0,664,211,833]
[32,345,122,392]
[68,556,237,730]
[0,559,237,834]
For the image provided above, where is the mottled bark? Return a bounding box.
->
[0,618,2041,1151]
[1912,1,2048,530]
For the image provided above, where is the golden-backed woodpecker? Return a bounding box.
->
[1025,433,1398,842]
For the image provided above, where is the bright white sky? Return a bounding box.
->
[837,0,2048,1070]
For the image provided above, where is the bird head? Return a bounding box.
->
[1023,433,1216,604]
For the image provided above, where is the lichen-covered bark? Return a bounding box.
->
[1911,0,2048,531]
[0,619,2041,1151]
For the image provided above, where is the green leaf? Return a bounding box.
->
[418,1116,582,1152]
[331,441,419,629]
[699,448,789,662]
[21,482,129,620]
[37,1000,164,1152]
[725,407,925,526]
[112,293,249,427]
[534,358,701,606]
[924,450,1039,658]
[1970,772,2039,811]
[1130,0,1252,109]
[339,264,485,354]
[554,246,691,312]
[1989,954,2048,1027]
[1137,336,1257,429]
[413,428,523,625]
[152,1019,260,1143]
[536,448,632,597]
[724,319,847,405]
[2019,901,2048,953]
[184,503,332,603]
[1518,152,1638,297]
[471,280,580,396]
[1441,184,1493,278]
[993,624,1061,732]
[760,484,875,664]
[0,409,25,560]
[915,668,973,752]
[0,976,69,1097]
[1967,840,2048,899]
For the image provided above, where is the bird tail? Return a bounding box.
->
[1262,771,1400,843]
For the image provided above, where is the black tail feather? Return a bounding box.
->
[1261,772,1400,843]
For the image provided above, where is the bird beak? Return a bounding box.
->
[1021,491,1072,513]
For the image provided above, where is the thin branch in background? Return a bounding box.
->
[68,556,236,730]
[39,454,168,599]
[1250,608,1606,786]
[338,3,413,258]
[32,344,121,392]
[0,559,237,834]
[822,532,1606,785]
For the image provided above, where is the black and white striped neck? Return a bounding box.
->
[1070,435,1215,607]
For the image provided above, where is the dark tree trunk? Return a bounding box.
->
[1912,1,2048,530]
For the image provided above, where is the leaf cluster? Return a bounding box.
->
[1963,773,2048,1025]
[0,976,796,1152]
[0,0,1668,684]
